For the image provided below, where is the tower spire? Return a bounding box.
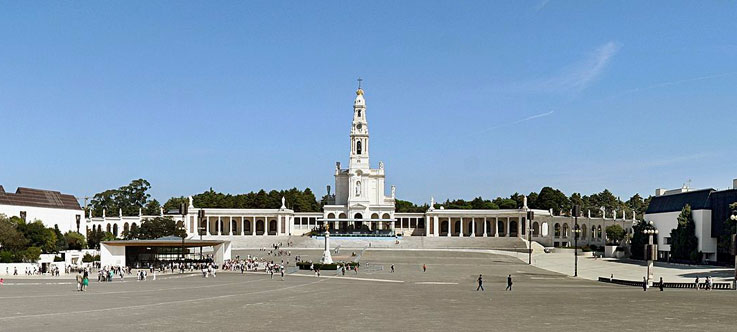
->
[357,77,363,89]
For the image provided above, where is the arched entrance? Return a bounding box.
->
[256,220,265,235]
[354,213,363,230]
[232,220,238,235]
[244,219,252,235]
[269,220,277,235]
[339,213,348,232]
[532,222,540,237]
[509,220,518,237]
[112,224,118,237]
[441,220,449,236]
[454,220,460,236]
[497,220,505,236]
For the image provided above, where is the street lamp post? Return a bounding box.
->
[729,212,737,290]
[643,221,659,287]
[573,205,581,277]
[527,210,534,265]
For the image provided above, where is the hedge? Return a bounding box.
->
[296,261,359,270]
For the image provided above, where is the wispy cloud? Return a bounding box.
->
[470,110,555,136]
[607,71,737,99]
[535,0,551,11]
[514,41,621,94]
[547,41,621,92]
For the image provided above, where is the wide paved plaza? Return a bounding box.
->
[0,250,735,331]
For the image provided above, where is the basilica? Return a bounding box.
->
[86,85,635,248]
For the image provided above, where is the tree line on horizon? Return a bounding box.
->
[88,180,652,220]
[397,187,652,220]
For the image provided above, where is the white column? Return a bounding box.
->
[228,217,233,236]
[391,220,395,235]
[277,215,282,235]
[459,217,463,237]
[262,216,267,236]
[506,217,510,237]
[494,217,499,237]
[483,217,487,237]
[424,217,429,236]
[205,217,210,235]
[446,218,451,237]
[470,217,475,237]
[433,216,439,237]
[518,217,522,238]
[217,216,222,236]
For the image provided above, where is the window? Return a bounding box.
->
[665,237,672,245]
[357,141,362,154]
[358,110,361,117]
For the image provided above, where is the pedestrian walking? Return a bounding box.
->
[423,264,427,272]
[506,275,513,291]
[476,274,484,291]
[390,264,395,273]
[76,273,83,291]
[643,277,647,291]
[659,277,664,291]
[694,277,699,290]
[280,267,285,281]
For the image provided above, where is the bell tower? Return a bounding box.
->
[349,78,369,170]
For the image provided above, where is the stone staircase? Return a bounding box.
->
[218,235,528,251]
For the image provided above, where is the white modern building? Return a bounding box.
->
[87,86,634,248]
[0,186,84,233]
[644,180,737,262]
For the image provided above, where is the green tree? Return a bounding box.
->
[89,179,153,217]
[605,224,625,244]
[16,220,57,253]
[86,228,104,250]
[22,246,42,262]
[143,199,161,215]
[630,221,658,260]
[53,225,67,252]
[64,232,87,250]
[718,202,737,256]
[126,217,186,240]
[670,204,700,262]
[535,187,571,215]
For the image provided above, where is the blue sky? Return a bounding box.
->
[2,1,736,204]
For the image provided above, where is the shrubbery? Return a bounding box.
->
[296,261,359,270]
[82,253,100,263]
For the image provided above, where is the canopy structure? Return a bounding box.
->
[100,236,231,267]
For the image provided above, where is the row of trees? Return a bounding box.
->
[0,215,87,263]
[162,188,321,213]
[396,187,651,219]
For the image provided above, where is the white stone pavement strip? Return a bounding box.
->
[258,271,405,283]
[0,277,262,300]
[0,278,327,321]
[415,282,458,285]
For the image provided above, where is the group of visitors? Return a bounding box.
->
[476,274,513,293]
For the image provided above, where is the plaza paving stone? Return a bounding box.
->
[0,250,734,331]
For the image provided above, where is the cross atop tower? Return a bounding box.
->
[357,77,363,89]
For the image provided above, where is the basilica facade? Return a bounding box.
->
[86,86,634,247]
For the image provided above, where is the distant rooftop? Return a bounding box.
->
[0,186,82,211]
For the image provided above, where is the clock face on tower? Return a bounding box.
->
[357,123,362,130]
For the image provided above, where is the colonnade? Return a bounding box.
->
[429,216,525,238]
